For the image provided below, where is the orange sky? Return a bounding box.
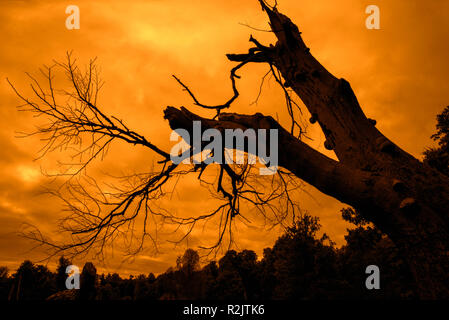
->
[1,0,449,276]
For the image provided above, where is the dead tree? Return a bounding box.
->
[165,2,449,298]
[10,1,449,298]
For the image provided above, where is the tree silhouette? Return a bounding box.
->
[0,211,430,300]
[424,106,449,176]
[8,260,56,301]
[80,262,97,300]
[8,1,449,298]
[55,256,71,291]
[0,267,11,300]
[178,248,200,276]
[260,214,340,299]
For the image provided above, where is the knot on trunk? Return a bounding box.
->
[324,139,334,150]
[399,197,420,214]
[376,136,396,154]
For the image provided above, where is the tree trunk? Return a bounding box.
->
[164,2,449,298]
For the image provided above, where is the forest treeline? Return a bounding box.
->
[1,106,447,301]
[0,209,416,300]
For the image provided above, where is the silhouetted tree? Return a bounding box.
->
[0,266,11,300]
[148,273,156,283]
[260,215,340,299]
[424,106,449,176]
[133,274,156,300]
[200,261,219,299]
[79,262,97,300]
[339,208,416,299]
[213,251,247,300]
[179,249,200,276]
[9,260,56,301]
[55,256,71,291]
[0,267,8,279]
[10,0,449,298]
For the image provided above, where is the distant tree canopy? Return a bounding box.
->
[177,249,200,275]
[55,256,71,291]
[0,209,418,300]
[424,106,449,176]
[7,260,55,301]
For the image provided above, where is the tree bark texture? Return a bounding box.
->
[164,3,449,298]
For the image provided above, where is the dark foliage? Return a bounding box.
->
[55,256,71,291]
[424,106,449,176]
[0,210,417,300]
